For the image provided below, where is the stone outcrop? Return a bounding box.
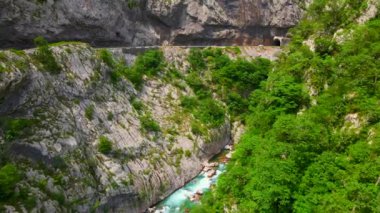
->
[0,44,231,212]
[0,0,304,48]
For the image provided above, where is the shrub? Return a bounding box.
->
[185,72,207,93]
[188,48,206,71]
[85,105,95,120]
[52,156,67,170]
[107,49,165,89]
[51,192,65,205]
[107,112,114,121]
[110,63,129,84]
[226,92,248,116]
[33,36,61,74]
[139,115,160,132]
[315,36,338,57]
[196,99,225,128]
[191,120,206,136]
[180,96,198,111]
[98,136,113,154]
[0,65,6,73]
[164,67,183,82]
[131,98,144,112]
[185,150,192,158]
[127,0,138,9]
[99,49,115,68]
[98,49,133,85]
[0,164,21,200]
[127,50,165,88]
[1,118,39,141]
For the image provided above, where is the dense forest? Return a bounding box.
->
[190,0,380,212]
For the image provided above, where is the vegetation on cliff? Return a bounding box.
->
[0,33,273,210]
[192,0,380,212]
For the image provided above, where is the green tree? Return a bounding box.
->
[0,164,21,200]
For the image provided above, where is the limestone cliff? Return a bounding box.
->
[0,43,280,212]
[0,0,304,48]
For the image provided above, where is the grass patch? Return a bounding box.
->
[49,41,86,47]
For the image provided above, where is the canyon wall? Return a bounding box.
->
[0,44,280,212]
[0,0,304,48]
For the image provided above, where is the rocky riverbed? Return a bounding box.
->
[151,122,243,213]
[152,144,234,213]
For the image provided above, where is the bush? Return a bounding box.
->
[124,50,165,89]
[140,115,160,132]
[131,98,144,112]
[185,150,192,158]
[107,112,114,121]
[180,96,198,111]
[134,49,164,76]
[1,118,39,141]
[314,36,338,57]
[98,49,132,85]
[99,49,115,68]
[0,164,21,200]
[85,105,95,120]
[98,136,113,154]
[226,92,248,116]
[33,36,61,74]
[195,99,225,128]
[127,0,138,9]
[188,48,206,71]
[185,72,207,93]
[191,120,206,136]
[110,63,129,84]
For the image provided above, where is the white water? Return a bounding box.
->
[154,164,226,213]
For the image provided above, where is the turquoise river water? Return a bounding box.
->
[153,150,230,213]
[154,164,226,213]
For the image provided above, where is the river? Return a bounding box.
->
[153,149,231,213]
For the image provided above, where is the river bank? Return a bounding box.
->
[151,145,234,213]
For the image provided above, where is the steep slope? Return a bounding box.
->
[0,0,304,48]
[0,43,278,212]
[192,0,380,212]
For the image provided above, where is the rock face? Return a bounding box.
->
[0,0,304,48]
[0,44,280,212]
[0,44,228,212]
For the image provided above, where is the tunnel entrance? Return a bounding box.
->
[274,39,281,46]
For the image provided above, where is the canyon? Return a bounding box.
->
[0,0,306,212]
[1,0,379,212]
[0,45,279,212]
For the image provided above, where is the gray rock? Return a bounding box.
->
[0,0,304,48]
